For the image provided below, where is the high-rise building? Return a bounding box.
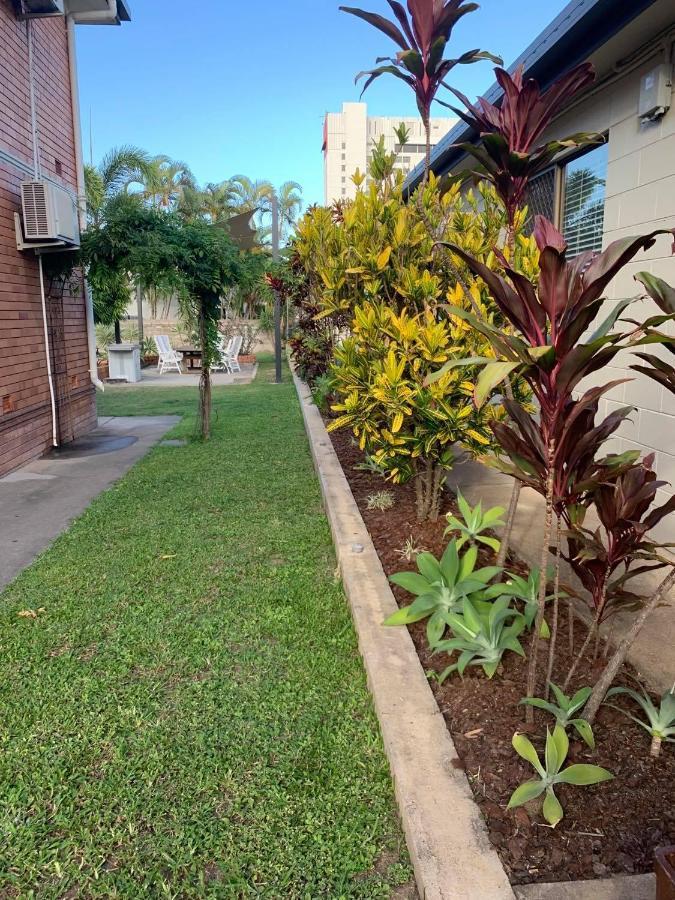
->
[322,102,455,204]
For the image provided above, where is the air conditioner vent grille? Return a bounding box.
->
[22,182,50,238]
[20,180,80,247]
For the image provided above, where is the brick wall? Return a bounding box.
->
[0,1,96,479]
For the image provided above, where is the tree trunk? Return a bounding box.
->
[114,319,122,344]
[650,735,662,758]
[568,596,575,656]
[564,610,599,691]
[198,306,211,440]
[583,567,675,725]
[424,117,431,180]
[497,480,521,568]
[524,441,555,720]
[415,460,446,521]
[545,515,562,697]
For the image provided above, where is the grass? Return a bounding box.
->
[0,356,411,897]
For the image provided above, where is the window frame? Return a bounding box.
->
[527,136,609,251]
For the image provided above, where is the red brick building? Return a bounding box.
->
[0,0,130,478]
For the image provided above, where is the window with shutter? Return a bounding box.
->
[524,168,556,235]
[561,143,608,257]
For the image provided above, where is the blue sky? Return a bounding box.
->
[76,0,570,208]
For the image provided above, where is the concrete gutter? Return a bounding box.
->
[291,369,514,900]
[292,368,659,900]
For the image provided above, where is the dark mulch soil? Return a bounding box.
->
[328,426,675,886]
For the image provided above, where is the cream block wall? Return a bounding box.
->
[548,52,675,536]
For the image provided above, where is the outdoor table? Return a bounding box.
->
[177,347,202,371]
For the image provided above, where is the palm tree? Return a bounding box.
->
[227,175,275,244]
[199,181,237,223]
[277,181,303,242]
[84,144,151,225]
[135,155,196,210]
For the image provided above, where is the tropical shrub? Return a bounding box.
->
[295,177,536,519]
[385,541,502,646]
[433,596,526,681]
[605,683,675,758]
[562,454,675,687]
[445,491,505,552]
[329,302,500,519]
[507,725,613,827]
[450,63,598,229]
[520,684,595,748]
[341,0,500,173]
[366,490,396,511]
[438,216,675,704]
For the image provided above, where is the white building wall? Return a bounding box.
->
[324,102,455,204]
[549,53,675,537]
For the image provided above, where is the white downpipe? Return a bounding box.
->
[28,20,58,447]
[38,256,58,448]
[66,15,104,391]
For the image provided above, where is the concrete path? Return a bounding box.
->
[447,457,675,692]
[0,415,179,591]
[109,364,257,388]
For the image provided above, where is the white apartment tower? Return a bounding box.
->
[323,102,455,204]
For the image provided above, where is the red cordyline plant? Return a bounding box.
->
[450,63,598,228]
[444,62,600,573]
[434,216,675,711]
[340,0,501,174]
[563,454,675,684]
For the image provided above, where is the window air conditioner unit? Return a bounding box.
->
[15,0,65,16]
[21,181,80,247]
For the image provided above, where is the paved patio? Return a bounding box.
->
[0,415,179,590]
[108,364,257,388]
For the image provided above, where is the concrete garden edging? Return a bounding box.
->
[292,369,514,900]
[292,369,659,900]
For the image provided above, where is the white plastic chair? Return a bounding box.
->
[212,335,233,373]
[224,335,243,373]
[154,335,183,375]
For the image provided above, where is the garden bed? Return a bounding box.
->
[327,426,675,887]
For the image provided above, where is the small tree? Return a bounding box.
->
[81,195,184,343]
[175,223,241,439]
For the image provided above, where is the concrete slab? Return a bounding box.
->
[107,364,257,388]
[0,415,179,591]
[447,455,675,692]
[515,873,655,899]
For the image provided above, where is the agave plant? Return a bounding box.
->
[605,683,675,758]
[449,63,597,228]
[444,490,504,552]
[520,684,595,748]
[433,595,525,680]
[493,567,561,638]
[340,0,501,173]
[507,725,613,827]
[385,540,502,645]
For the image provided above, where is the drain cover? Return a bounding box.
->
[48,435,138,459]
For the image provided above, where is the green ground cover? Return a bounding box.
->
[0,357,411,897]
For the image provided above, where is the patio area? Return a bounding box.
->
[108,363,257,388]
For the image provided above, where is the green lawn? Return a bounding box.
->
[0,357,411,897]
